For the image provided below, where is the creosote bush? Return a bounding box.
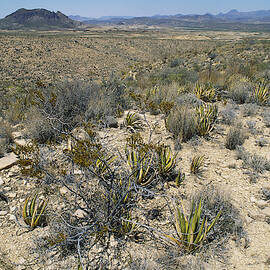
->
[24,79,129,143]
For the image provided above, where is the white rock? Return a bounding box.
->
[248,211,265,221]
[255,200,268,209]
[9,193,16,198]
[9,214,16,221]
[261,207,270,217]
[73,209,88,218]
[0,211,8,215]
[0,177,4,186]
[0,152,18,171]
[59,187,68,195]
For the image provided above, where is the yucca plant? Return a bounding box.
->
[124,112,144,131]
[22,193,48,230]
[95,155,117,176]
[252,79,270,105]
[127,149,155,186]
[195,104,218,136]
[193,82,215,102]
[157,145,177,177]
[190,155,205,174]
[175,170,186,187]
[164,199,221,252]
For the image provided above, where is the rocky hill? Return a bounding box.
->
[0,8,82,30]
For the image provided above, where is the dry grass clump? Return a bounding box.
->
[166,105,197,142]
[225,125,247,150]
[236,146,270,173]
[228,80,253,104]
[219,105,237,125]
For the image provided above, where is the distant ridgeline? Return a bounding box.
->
[0,8,82,30]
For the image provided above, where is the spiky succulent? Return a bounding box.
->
[252,79,270,105]
[164,199,221,252]
[124,112,144,131]
[127,149,154,186]
[193,82,215,102]
[190,155,205,174]
[22,192,48,229]
[195,104,218,136]
[157,145,177,177]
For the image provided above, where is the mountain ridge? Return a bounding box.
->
[0,8,82,30]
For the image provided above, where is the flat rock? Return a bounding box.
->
[255,200,268,209]
[0,177,4,186]
[261,207,270,217]
[248,210,265,221]
[14,138,28,146]
[0,153,18,171]
[0,211,8,215]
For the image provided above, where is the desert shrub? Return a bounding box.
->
[229,81,252,104]
[0,84,31,124]
[176,93,203,107]
[166,106,197,142]
[219,106,237,125]
[225,126,247,150]
[246,120,257,135]
[24,79,128,143]
[262,109,270,127]
[150,67,198,85]
[170,58,184,68]
[236,146,270,173]
[255,137,268,147]
[242,103,258,117]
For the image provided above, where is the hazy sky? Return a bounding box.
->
[1,0,270,18]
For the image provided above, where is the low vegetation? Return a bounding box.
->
[0,29,270,270]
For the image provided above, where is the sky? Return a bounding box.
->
[1,0,270,18]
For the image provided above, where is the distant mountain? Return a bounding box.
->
[217,9,270,20]
[0,8,82,30]
[82,9,270,32]
[69,15,134,22]
[69,15,93,22]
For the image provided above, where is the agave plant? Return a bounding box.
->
[252,79,270,105]
[164,199,221,252]
[193,82,215,103]
[127,149,154,186]
[22,192,48,230]
[195,104,218,136]
[157,145,177,177]
[190,155,205,174]
[124,112,144,131]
